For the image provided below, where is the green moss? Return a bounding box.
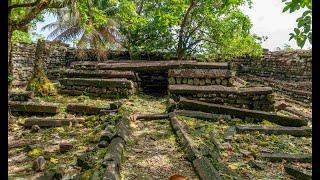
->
[26,72,57,97]
[27,148,43,158]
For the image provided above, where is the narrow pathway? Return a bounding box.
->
[121,119,199,179]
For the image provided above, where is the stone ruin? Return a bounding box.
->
[9,41,312,179]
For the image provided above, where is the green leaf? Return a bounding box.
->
[294,28,300,35]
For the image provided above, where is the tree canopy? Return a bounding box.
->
[41,0,263,60]
[282,0,312,48]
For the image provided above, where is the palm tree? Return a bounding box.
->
[42,0,121,61]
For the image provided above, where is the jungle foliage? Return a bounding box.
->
[41,0,263,60]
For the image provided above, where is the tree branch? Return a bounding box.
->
[9,0,41,10]
[10,0,68,31]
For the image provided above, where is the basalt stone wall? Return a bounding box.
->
[11,41,194,88]
[232,50,312,81]
[169,85,275,111]
[11,41,70,88]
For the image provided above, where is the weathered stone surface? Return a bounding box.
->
[77,153,94,170]
[169,85,273,95]
[284,106,312,120]
[98,141,108,148]
[248,160,266,170]
[274,101,288,110]
[174,110,231,122]
[24,118,84,127]
[102,161,120,180]
[31,125,41,132]
[284,164,312,180]
[100,131,114,143]
[9,91,34,101]
[193,157,222,180]
[98,61,229,72]
[136,113,169,120]
[62,69,135,79]
[260,153,312,162]
[224,126,236,140]
[114,116,131,143]
[32,156,46,172]
[60,78,134,88]
[235,125,311,137]
[9,101,59,114]
[102,137,125,168]
[168,69,233,78]
[9,139,41,149]
[67,103,118,115]
[178,98,307,127]
[170,115,201,161]
[59,141,73,152]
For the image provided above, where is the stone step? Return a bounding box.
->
[9,91,34,101]
[60,78,134,88]
[62,69,136,79]
[168,69,234,78]
[97,61,229,72]
[9,101,59,114]
[169,85,273,95]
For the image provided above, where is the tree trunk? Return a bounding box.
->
[177,0,195,60]
[8,25,13,88]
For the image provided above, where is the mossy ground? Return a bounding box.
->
[8,91,312,179]
[177,114,312,179]
[8,94,122,179]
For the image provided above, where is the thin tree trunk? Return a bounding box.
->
[8,24,13,88]
[177,0,195,60]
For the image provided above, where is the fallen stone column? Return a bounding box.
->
[260,153,312,163]
[174,110,231,122]
[9,101,59,114]
[136,113,170,120]
[170,115,202,161]
[178,98,307,127]
[102,116,131,180]
[193,157,222,180]
[24,118,84,127]
[284,164,312,180]
[66,103,118,115]
[235,125,311,137]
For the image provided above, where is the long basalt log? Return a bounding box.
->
[169,85,273,95]
[24,118,84,127]
[9,91,34,101]
[66,103,118,115]
[284,164,312,180]
[9,101,59,114]
[260,153,312,162]
[136,113,169,120]
[235,125,311,137]
[62,69,135,79]
[284,106,312,120]
[193,157,222,180]
[170,115,202,161]
[114,116,131,143]
[168,69,233,78]
[102,137,125,168]
[174,110,231,122]
[60,78,134,88]
[97,61,229,72]
[178,98,307,127]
